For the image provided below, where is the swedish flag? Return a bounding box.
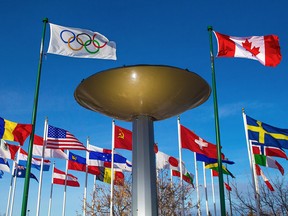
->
[246,115,288,149]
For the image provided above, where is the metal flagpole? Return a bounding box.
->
[9,146,22,216]
[202,162,209,216]
[92,175,97,211]
[62,150,69,216]
[21,18,49,216]
[36,118,48,216]
[207,26,226,215]
[194,152,201,216]
[48,162,55,216]
[6,158,17,216]
[83,137,89,216]
[177,116,185,216]
[210,169,217,216]
[9,166,18,216]
[110,120,116,216]
[242,110,260,216]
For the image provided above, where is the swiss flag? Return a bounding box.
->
[180,125,218,159]
[214,31,281,67]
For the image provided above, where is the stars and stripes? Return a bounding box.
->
[46,125,86,150]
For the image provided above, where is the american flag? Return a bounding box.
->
[46,125,86,150]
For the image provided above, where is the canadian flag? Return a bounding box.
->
[214,31,281,67]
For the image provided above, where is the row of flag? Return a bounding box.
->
[0,115,236,189]
[2,111,287,214]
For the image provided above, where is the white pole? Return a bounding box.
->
[110,120,115,216]
[62,150,69,216]
[92,175,97,212]
[6,159,17,216]
[170,169,173,186]
[48,162,55,216]
[177,116,185,216]
[83,137,89,216]
[203,162,209,216]
[36,117,48,216]
[194,152,201,216]
[210,170,216,216]
[9,166,18,216]
[242,110,260,216]
[9,147,21,216]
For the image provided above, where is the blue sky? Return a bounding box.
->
[1,0,288,215]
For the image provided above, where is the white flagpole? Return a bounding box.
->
[9,147,21,216]
[202,162,209,216]
[9,166,18,216]
[48,162,55,216]
[170,169,173,187]
[6,159,17,216]
[242,110,260,216]
[194,152,201,216]
[210,169,217,216]
[36,117,48,216]
[83,137,89,216]
[92,175,97,212]
[110,120,115,216]
[62,150,69,216]
[177,116,185,216]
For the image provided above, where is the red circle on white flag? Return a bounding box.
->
[168,157,178,167]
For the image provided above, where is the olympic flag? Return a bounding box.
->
[47,23,117,60]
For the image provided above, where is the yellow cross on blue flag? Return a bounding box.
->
[246,115,288,149]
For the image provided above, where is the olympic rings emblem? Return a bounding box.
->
[60,30,108,54]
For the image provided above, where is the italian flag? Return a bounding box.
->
[254,154,284,175]
[214,31,282,67]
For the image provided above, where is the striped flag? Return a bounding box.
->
[53,167,80,187]
[96,167,124,186]
[46,125,85,150]
[32,135,68,159]
[0,117,32,145]
[88,144,132,172]
[18,148,51,171]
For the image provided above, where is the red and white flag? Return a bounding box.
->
[214,31,281,67]
[156,151,183,171]
[255,164,274,191]
[252,143,287,159]
[180,125,218,159]
[52,167,80,187]
[32,135,68,159]
[0,139,19,160]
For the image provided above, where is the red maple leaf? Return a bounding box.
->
[242,39,260,56]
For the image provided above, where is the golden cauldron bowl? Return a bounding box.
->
[74,65,211,121]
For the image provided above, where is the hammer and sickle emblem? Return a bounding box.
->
[118,129,124,139]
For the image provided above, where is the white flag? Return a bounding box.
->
[47,23,117,60]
